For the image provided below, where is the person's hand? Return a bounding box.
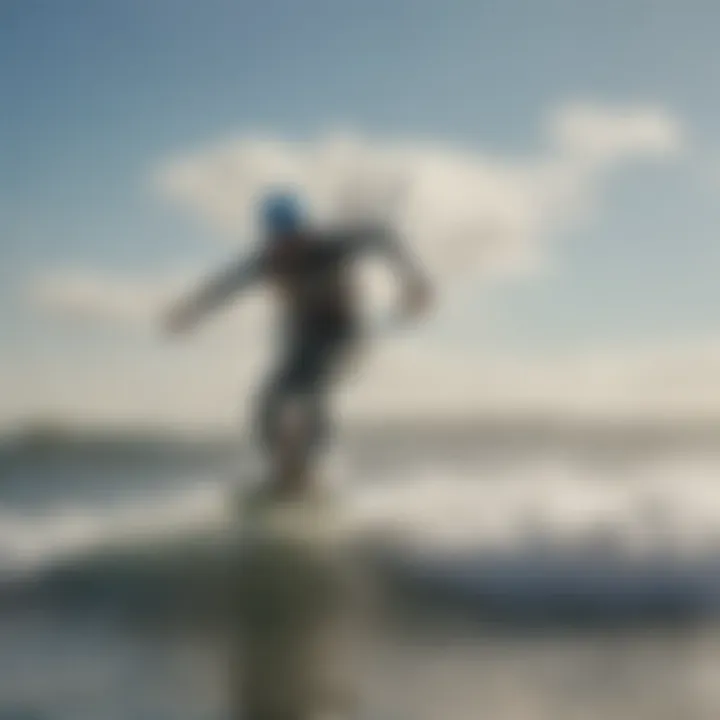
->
[163,303,196,336]
[400,275,433,320]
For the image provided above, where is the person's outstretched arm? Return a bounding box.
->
[164,251,265,334]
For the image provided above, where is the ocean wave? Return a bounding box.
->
[0,479,233,577]
[4,455,720,620]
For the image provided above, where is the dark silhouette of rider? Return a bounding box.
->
[165,190,431,494]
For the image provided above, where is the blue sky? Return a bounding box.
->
[3,0,720,424]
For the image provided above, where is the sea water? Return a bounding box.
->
[3,421,720,719]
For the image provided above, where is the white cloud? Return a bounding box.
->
[549,102,683,167]
[345,340,720,420]
[5,339,720,428]
[155,102,683,284]
[29,269,188,331]
[28,266,272,339]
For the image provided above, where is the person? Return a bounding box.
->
[164,189,431,495]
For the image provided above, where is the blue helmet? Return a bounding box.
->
[259,190,305,236]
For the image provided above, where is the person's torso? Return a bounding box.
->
[266,234,358,340]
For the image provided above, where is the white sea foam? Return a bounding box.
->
[3,450,720,579]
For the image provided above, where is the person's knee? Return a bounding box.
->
[254,380,283,453]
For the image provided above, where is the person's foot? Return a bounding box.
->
[272,454,317,499]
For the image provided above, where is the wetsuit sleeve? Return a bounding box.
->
[173,251,266,324]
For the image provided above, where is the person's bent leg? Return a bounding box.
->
[254,333,353,497]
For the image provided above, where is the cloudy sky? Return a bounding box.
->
[3,0,720,428]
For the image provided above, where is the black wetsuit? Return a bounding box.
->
[258,231,364,456]
[191,225,417,458]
